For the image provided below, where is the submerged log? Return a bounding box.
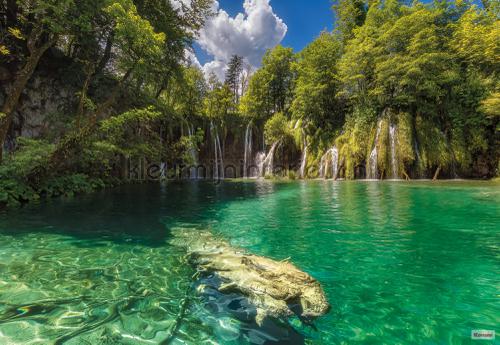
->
[171,229,330,325]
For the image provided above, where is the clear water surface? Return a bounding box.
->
[0,181,498,344]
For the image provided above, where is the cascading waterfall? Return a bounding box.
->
[319,146,339,179]
[367,120,382,179]
[243,123,253,178]
[300,137,308,179]
[255,152,266,177]
[300,146,308,178]
[319,154,327,179]
[257,141,279,177]
[160,162,167,180]
[331,146,339,180]
[210,122,224,180]
[187,125,199,179]
[389,124,398,179]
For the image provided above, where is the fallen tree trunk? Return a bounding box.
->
[170,229,330,326]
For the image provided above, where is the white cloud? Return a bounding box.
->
[202,60,227,81]
[197,0,287,80]
[184,48,202,69]
[170,0,192,13]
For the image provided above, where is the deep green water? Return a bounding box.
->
[0,181,498,344]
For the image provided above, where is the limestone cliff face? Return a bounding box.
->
[0,51,80,150]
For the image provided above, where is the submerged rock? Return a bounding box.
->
[171,229,330,326]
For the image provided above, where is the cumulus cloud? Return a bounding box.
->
[170,0,192,13]
[197,0,287,80]
[184,48,203,69]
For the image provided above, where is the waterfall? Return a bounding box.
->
[331,146,339,180]
[210,122,224,180]
[319,146,339,179]
[367,120,382,179]
[299,146,308,178]
[299,132,308,179]
[160,162,167,180]
[257,141,279,177]
[319,154,327,178]
[243,123,253,178]
[389,124,398,179]
[187,125,199,179]
[256,152,266,177]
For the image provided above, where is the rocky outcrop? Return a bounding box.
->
[0,53,80,147]
[171,229,330,326]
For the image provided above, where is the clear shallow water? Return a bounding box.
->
[0,181,499,344]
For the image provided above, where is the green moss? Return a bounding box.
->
[377,118,390,178]
[416,116,451,172]
[396,112,416,175]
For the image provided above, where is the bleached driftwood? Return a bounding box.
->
[171,229,330,325]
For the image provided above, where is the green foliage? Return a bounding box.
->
[292,33,344,136]
[480,92,500,119]
[0,138,104,207]
[0,138,54,178]
[39,174,105,198]
[264,112,291,145]
[204,77,233,121]
[333,0,367,42]
[105,0,166,76]
[240,46,295,119]
[416,116,452,170]
[287,170,298,180]
[100,107,163,160]
[225,55,244,105]
[396,112,416,171]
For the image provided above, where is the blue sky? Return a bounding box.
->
[191,0,335,79]
[194,0,334,65]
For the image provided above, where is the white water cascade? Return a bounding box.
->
[319,146,339,179]
[160,162,167,180]
[331,146,339,180]
[257,141,279,177]
[319,154,327,178]
[210,122,224,180]
[300,136,308,179]
[187,125,199,179]
[367,120,382,179]
[243,123,253,178]
[389,124,398,179]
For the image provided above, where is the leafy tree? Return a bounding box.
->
[225,55,244,105]
[0,0,76,161]
[240,46,295,119]
[292,32,344,144]
[333,0,367,43]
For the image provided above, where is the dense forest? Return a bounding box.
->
[0,0,499,207]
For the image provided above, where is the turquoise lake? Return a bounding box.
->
[0,181,498,344]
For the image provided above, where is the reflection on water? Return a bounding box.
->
[0,181,499,344]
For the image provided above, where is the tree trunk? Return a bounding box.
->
[0,34,57,162]
[95,31,114,76]
[76,64,95,125]
[402,170,411,181]
[433,166,441,181]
